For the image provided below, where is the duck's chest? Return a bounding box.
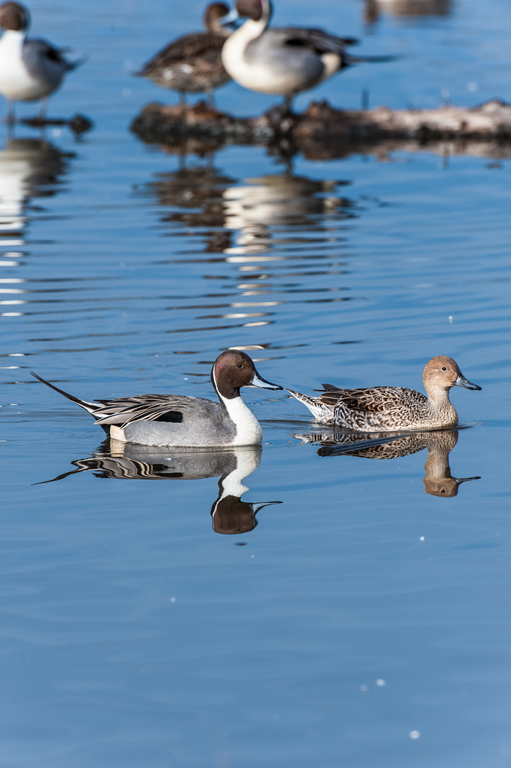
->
[222,395,263,446]
[0,33,36,98]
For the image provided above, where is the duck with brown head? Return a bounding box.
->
[31,349,282,448]
[0,1,83,122]
[136,3,234,107]
[288,355,481,432]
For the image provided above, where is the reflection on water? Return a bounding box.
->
[141,165,356,255]
[41,441,280,534]
[137,163,358,334]
[0,138,73,252]
[222,173,355,255]
[0,138,74,330]
[297,428,480,497]
[139,164,236,253]
[364,0,452,25]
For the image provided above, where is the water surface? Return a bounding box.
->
[1,0,511,765]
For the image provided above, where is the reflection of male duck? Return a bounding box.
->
[141,168,354,255]
[0,137,71,238]
[296,428,480,498]
[41,442,281,534]
[223,173,354,253]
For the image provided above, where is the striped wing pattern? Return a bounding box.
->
[91,394,200,427]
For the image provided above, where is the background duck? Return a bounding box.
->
[31,350,282,448]
[0,1,82,122]
[221,0,392,110]
[288,355,481,432]
[136,2,233,107]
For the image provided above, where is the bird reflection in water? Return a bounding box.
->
[139,161,357,328]
[296,428,480,498]
[138,163,236,253]
[364,0,451,26]
[0,137,73,260]
[40,442,281,534]
[140,163,355,255]
[222,173,355,254]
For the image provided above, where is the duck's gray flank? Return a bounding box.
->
[32,349,283,448]
[221,0,393,110]
[288,356,481,432]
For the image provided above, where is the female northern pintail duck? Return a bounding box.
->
[221,0,388,110]
[32,350,282,448]
[288,356,481,432]
[136,3,233,107]
[0,1,82,122]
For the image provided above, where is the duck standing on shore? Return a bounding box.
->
[0,1,82,122]
[136,3,233,107]
[288,356,481,432]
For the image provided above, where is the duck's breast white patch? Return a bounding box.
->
[220,394,263,445]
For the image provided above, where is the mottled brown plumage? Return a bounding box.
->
[288,356,481,432]
[136,3,232,105]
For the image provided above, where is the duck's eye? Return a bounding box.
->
[237,363,243,368]
[442,367,447,371]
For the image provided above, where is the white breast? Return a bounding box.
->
[0,30,58,101]
[0,31,33,99]
[220,392,263,446]
[221,21,287,94]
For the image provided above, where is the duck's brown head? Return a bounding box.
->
[235,0,271,22]
[423,355,481,394]
[0,1,29,31]
[212,349,282,400]
[204,3,231,32]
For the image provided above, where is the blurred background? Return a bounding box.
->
[1,0,510,766]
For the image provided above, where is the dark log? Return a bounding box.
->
[130,99,511,160]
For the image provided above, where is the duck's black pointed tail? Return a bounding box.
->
[31,371,97,415]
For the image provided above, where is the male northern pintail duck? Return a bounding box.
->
[221,0,390,110]
[136,3,233,107]
[0,1,82,122]
[32,350,282,448]
[288,356,481,432]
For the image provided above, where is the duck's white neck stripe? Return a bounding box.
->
[213,368,262,446]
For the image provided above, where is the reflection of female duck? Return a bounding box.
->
[40,443,281,534]
[298,428,480,498]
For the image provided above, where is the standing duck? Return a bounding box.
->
[0,1,81,122]
[221,0,389,110]
[288,356,481,432]
[32,349,282,448]
[136,3,233,107]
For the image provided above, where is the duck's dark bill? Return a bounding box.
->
[455,374,482,391]
[251,371,283,390]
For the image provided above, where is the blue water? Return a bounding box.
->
[1,0,511,765]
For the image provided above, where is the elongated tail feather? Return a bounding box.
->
[31,371,97,415]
